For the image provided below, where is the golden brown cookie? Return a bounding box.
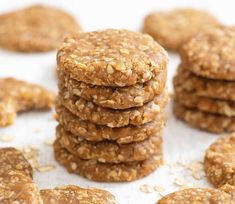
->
[54,139,163,182]
[0,78,55,127]
[0,170,42,204]
[181,26,235,80]
[58,68,167,109]
[0,5,80,52]
[58,86,168,127]
[56,104,165,144]
[56,125,162,163]
[0,147,33,178]
[156,186,235,204]
[143,8,218,51]
[173,103,235,133]
[41,185,118,204]
[57,29,168,87]
[174,89,235,117]
[174,66,235,101]
[204,134,235,187]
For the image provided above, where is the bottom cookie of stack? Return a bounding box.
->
[53,132,163,182]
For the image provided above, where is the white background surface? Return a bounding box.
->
[0,1,234,203]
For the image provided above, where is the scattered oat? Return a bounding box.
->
[154,185,165,193]
[185,161,204,180]
[0,135,15,142]
[34,128,41,134]
[36,164,55,172]
[44,138,54,146]
[21,145,39,170]
[139,184,154,193]
[174,178,196,189]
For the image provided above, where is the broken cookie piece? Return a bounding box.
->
[0,77,55,127]
[0,170,42,204]
[0,147,33,178]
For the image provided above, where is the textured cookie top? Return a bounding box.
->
[157,187,234,204]
[0,148,33,178]
[41,185,119,204]
[57,29,168,87]
[0,171,42,204]
[205,134,235,187]
[143,8,218,51]
[0,5,81,52]
[181,26,235,80]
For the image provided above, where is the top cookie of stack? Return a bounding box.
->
[55,29,168,182]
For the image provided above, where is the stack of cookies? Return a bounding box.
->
[173,26,235,133]
[55,29,169,182]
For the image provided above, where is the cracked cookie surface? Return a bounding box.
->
[57,29,168,86]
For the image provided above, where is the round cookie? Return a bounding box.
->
[174,89,235,117]
[204,134,235,187]
[56,125,162,163]
[181,26,235,80]
[143,8,218,51]
[40,185,118,204]
[54,139,163,182]
[173,103,235,133]
[0,148,33,178]
[0,5,81,52]
[174,66,235,101]
[56,104,165,144]
[58,86,168,127]
[57,29,168,87]
[156,186,234,204]
[58,68,167,109]
[0,170,42,204]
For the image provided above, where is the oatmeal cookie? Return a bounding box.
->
[57,29,168,87]
[204,134,235,187]
[56,125,162,163]
[181,26,235,80]
[143,8,218,51]
[0,147,32,178]
[41,185,118,204]
[56,104,165,144]
[174,89,235,117]
[173,103,235,133]
[156,186,235,204]
[0,170,42,204]
[174,66,235,101]
[0,5,80,52]
[54,139,163,182]
[58,68,167,109]
[58,87,168,127]
[0,78,55,127]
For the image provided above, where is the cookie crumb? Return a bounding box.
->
[0,135,15,142]
[174,178,196,189]
[154,185,165,192]
[34,128,41,134]
[139,184,154,193]
[44,138,54,146]
[36,164,55,172]
[21,145,39,170]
